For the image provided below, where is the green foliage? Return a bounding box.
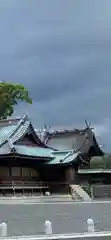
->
[90,154,111,169]
[90,156,105,169]
[0,82,32,119]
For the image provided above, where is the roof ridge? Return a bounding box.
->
[45,128,91,135]
[8,139,16,152]
[9,115,28,139]
[0,116,22,123]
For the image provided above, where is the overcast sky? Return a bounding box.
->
[0,0,111,150]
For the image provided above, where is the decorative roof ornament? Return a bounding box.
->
[84,119,94,131]
[44,124,51,133]
[21,114,28,123]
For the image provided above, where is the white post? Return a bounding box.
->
[0,221,7,237]
[87,218,95,232]
[44,220,52,234]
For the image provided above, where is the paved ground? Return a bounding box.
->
[0,202,111,237]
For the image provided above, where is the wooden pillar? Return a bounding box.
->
[65,166,76,184]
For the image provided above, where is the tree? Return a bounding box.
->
[90,154,111,169]
[90,156,105,169]
[0,82,32,119]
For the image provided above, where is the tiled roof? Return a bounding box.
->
[48,150,80,165]
[0,115,28,147]
[0,116,80,164]
[10,119,30,143]
[43,126,104,156]
[43,128,87,144]
[0,143,79,164]
[15,145,54,158]
[0,115,47,149]
[0,116,95,165]
[0,125,17,144]
[0,143,11,155]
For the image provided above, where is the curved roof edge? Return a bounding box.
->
[0,115,48,149]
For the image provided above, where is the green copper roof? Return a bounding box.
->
[0,116,29,146]
[0,143,79,164]
[0,125,17,142]
[0,115,47,148]
[48,150,79,165]
[15,145,53,158]
[15,146,80,164]
[0,116,80,165]
[0,144,11,155]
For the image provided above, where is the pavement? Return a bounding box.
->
[0,201,111,236]
[0,195,73,204]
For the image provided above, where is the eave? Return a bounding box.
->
[92,134,104,156]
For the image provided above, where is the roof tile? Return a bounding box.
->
[15,145,54,158]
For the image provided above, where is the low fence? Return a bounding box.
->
[0,181,69,189]
[0,181,70,196]
[82,184,111,199]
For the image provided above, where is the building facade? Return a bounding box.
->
[0,115,104,195]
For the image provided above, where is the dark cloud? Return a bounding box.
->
[0,0,111,149]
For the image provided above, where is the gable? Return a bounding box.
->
[0,115,47,149]
[14,122,47,148]
[15,133,37,146]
